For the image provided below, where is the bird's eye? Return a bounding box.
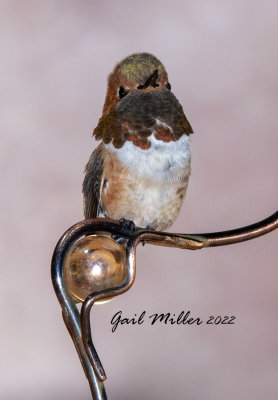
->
[166,82,171,90]
[118,86,127,99]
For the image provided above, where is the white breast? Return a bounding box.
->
[105,133,191,182]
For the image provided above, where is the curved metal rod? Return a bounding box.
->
[191,209,278,247]
[52,210,278,398]
[134,210,278,248]
[79,210,278,383]
[51,218,135,399]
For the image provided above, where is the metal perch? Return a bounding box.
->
[51,210,278,399]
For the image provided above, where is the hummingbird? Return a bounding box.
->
[83,53,193,231]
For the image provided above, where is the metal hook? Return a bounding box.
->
[51,219,134,399]
[52,210,278,399]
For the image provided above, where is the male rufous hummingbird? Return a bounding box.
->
[83,53,193,231]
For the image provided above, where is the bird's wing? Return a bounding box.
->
[82,144,104,219]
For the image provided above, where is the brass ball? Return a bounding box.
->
[64,235,127,303]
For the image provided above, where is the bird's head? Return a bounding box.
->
[102,53,170,115]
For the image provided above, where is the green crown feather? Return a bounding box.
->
[119,53,165,85]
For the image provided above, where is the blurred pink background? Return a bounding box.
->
[1,1,277,399]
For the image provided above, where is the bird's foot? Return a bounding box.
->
[112,218,136,243]
[119,218,136,233]
[146,224,156,232]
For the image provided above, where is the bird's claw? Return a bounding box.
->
[146,224,155,232]
[119,218,136,233]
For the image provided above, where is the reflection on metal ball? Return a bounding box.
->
[64,235,127,303]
